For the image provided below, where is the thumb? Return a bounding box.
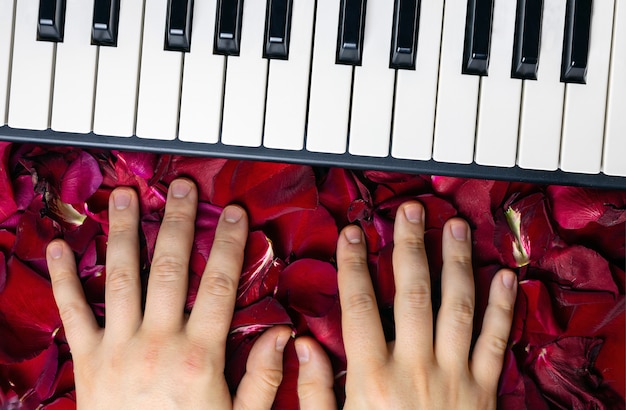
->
[296,337,338,410]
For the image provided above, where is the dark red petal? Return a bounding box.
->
[211,162,318,227]
[518,280,563,344]
[272,340,299,410]
[159,156,228,202]
[13,203,58,262]
[237,231,279,308]
[230,297,292,333]
[0,257,62,363]
[276,259,338,317]
[527,337,624,408]
[537,245,619,295]
[265,206,338,262]
[319,168,362,227]
[303,301,346,363]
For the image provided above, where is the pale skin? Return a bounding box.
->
[46,178,517,409]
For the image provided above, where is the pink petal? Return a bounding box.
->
[60,152,103,204]
[0,257,62,363]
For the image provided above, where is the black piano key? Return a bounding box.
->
[561,0,592,84]
[263,0,293,59]
[165,0,194,52]
[390,0,420,70]
[336,0,367,66]
[92,0,120,46]
[214,0,244,56]
[38,0,66,42]
[462,0,494,76]
[511,0,543,80]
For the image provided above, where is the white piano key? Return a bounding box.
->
[517,0,566,171]
[93,0,144,137]
[433,0,480,164]
[560,0,614,174]
[306,0,353,154]
[51,0,97,133]
[178,0,225,144]
[135,0,182,140]
[8,0,55,130]
[391,0,444,161]
[220,0,268,147]
[0,0,15,125]
[263,0,315,151]
[349,0,396,157]
[474,0,521,167]
[603,0,626,176]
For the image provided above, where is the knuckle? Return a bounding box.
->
[108,218,136,236]
[202,271,237,297]
[450,254,472,270]
[398,281,431,310]
[150,255,186,282]
[485,333,509,355]
[162,209,193,225]
[398,235,426,253]
[345,292,377,316]
[105,267,136,293]
[212,235,244,253]
[57,302,85,327]
[448,300,475,326]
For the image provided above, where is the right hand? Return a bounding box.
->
[295,201,518,409]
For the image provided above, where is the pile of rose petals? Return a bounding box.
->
[0,143,624,409]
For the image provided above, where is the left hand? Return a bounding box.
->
[46,179,291,410]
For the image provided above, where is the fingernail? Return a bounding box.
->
[502,270,517,289]
[171,180,192,198]
[295,342,310,364]
[344,226,362,244]
[451,220,468,241]
[276,333,290,352]
[403,203,423,224]
[48,242,63,260]
[224,206,243,223]
[113,190,131,210]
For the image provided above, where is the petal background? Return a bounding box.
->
[0,144,622,409]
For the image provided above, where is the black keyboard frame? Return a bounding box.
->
[1,125,624,190]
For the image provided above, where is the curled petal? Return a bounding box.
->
[548,186,626,229]
[237,231,280,307]
[60,152,103,204]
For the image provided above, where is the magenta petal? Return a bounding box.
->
[60,152,103,204]
[276,259,338,317]
[0,143,18,224]
[303,300,346,363]
[548,186,626,229]
[0,257,61,363]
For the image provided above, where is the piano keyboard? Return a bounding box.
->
[0,0,624,189]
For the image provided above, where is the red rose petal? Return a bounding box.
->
[230,297,292,334]
[548,186,626,229]
[237,231,280,308]
[276,259,338,317]
[0,257,61,363]
[211,161,318,227]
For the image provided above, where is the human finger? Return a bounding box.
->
[47,240,101,355]
[233,326,292,410]
[471,269,517,392]
[391,202,434,364]
[103,187,142,340]
[295,337,338,410]
[337,225,388,371]
[143,179,197,332]
[434,218,475,373]
[187,205,248,353]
